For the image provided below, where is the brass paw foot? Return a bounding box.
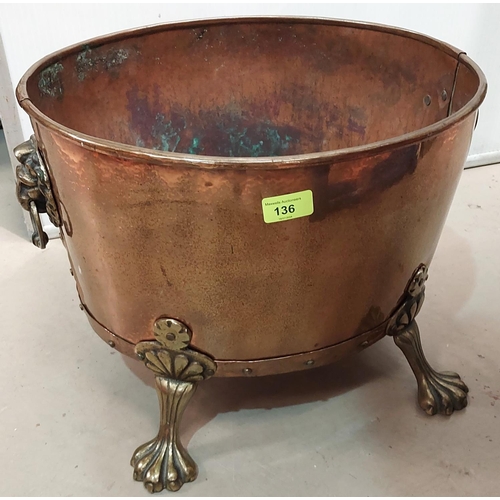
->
[387,264,469,416]
[394,324,469,416]
[132,318,216,493]
[131,379,198,492]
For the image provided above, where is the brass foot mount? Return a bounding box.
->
[387,264,468,416]
[131,318,216,493]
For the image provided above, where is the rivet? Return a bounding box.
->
[305,359,315,366]
[137,353,145,360]
[79,304,84,311]
[424,95,432,106]
[205,369,215,377]
[108,340,115,348]
[242,368,253,375]
[361,341,370,348]
[441,89,448,101]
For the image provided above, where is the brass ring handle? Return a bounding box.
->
[28,200,49,249]
[14,136,61,248]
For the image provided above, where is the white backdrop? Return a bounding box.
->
[1,3,499,169]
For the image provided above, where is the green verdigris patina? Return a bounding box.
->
[188,137,203,155]
[221,124,294,157]
[76,45,130,81]
[38,63,64,98]
[126,86,300,157]
[38,45,131,98]
[148,121,295,157]
[151,113,186,153]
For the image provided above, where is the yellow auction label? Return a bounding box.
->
[262,190,314,223]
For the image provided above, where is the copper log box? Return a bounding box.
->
[14,17,486,493]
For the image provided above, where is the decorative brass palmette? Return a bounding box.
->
[131,318,216,493]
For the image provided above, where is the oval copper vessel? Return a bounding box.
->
[16,17,486,374]
[15,17,486,492]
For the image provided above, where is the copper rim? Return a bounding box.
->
[16,16,487,170]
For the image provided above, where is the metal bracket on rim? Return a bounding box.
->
[14,135,61,249]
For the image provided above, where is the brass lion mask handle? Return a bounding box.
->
[14,136,61,249]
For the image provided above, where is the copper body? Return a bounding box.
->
[17,18,486,376]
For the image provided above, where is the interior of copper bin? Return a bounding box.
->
[28,21,480,158]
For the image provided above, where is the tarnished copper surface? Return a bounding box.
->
[214,321,387,378]
[83,301,387,377]
[16,17,486,372]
